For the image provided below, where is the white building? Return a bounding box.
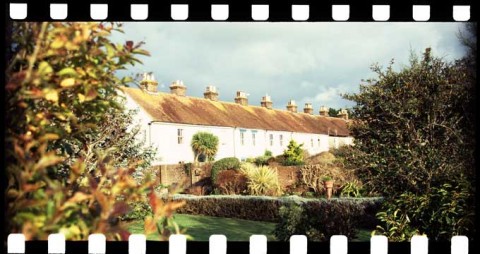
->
[120,74,353,165]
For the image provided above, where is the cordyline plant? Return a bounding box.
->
[5,22,185,240]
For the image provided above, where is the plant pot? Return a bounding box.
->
[323,180,334,200]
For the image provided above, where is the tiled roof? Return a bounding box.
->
[121,87,350,137]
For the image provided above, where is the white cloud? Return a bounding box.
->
[111,22,466,110]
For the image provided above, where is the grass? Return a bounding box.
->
[127,214,276,241]
[127,214,373,242]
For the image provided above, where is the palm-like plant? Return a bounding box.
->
[191,132,219,162]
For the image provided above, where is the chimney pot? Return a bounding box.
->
[140,72,158,93]
[261,94,273,109]
[204,85,219,101]
[338,109,349,120]
[286,100,298,113]
[234,91,248,106]
[319,106,329,116]
[303,103,313,114]
[170,80,187,96]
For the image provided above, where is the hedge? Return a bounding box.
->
[164,194,382,224]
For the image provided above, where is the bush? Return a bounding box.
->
[254,155,270,166]
[121,201,153,221]
[340,180,364,197]
[264,150,273,157]
[300,163,358,195]
[168,194,383,224]
[274,200,367,241]
[211,157,240,183]
[215,170,248,195]
[283,140,304,166]
[241,164,282,196]
[374,182,474,241]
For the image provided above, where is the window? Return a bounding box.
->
[252,132,256,146]
[280,135,283,146]
[318,138,321,147]
[269,134,274,146]
[311,138,314,147]
[240,131,245,146]
[177,129,183,144]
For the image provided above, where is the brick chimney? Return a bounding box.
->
[286,100,297,113]
[234,91,248,106]
[319,106,329,116]
[170,80,186,96]
[338,109,349,120]
[139,72,158,93]
[260,94,273,109]
[303,103,313,114]
[204,85,219,101]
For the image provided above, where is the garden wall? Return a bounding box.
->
[157,163,301,189]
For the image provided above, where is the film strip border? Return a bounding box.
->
[7,233,472,254]
[6,0,477,21]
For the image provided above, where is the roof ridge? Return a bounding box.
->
[121,86,343,120]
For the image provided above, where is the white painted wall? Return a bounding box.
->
[122,90,353,165]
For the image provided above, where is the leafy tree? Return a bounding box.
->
[328,108,339,117]
[282,140,304,166]
[191,131,219,162]
[343,48,475,240]
[5,22,183,240]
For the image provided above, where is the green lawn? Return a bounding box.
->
[127,214,277,241]
[127,214,373,242]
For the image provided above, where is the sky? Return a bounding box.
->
[111,22,467,110]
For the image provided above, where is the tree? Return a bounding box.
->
[343,48,475,240]
[191,132,219,162]
[5,22,183,240]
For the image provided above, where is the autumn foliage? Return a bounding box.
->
[5,22,183,240]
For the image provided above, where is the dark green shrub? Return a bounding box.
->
[274,200,367,241]
[211,157,240,183]
[374,182,474,241]
[264,150,273,157]
[254,155,270,166]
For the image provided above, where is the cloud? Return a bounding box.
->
[111,22,466,110]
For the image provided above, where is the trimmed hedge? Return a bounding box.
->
[165,194,382,224]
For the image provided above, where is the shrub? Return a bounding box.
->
[168,194,382,223]
[5,22,183,240]
[283,140,304,166]
[121,201,153,221]
[254,155,270,166]
[215,170,248,195]
[300,163,357,195]
[340,180,364,197]
[374,182,474,241]
[211,157,240,183]
[241,164,282,196]
[264,150,273,157]
[274,200,366,241]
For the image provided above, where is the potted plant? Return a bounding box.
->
[322,176,334,200]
